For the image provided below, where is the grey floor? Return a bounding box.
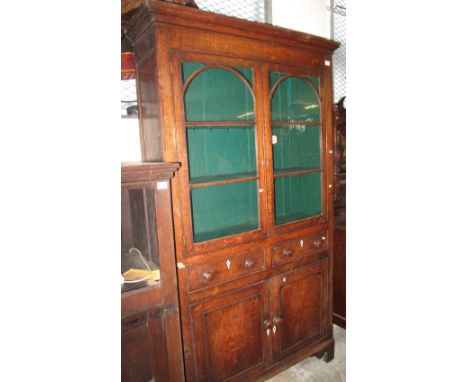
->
[266,325,346,382]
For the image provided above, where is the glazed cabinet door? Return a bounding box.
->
[268,261,329,362]
[264,65,331,233]
[188,284,269,382]
[170,53,268,253]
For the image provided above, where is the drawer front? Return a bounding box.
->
[272,231,328,267]
[187,249,266,291]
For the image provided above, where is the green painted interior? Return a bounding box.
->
[274,172,322,225]
[183,63,254,122]
[191,181,259,242]
[270,72,320,122]
[186,125,257,182]
[272,124,321,172]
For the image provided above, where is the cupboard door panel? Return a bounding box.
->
[270,262,328,362]
[121,309,169,382]
[121,318,153,382]
[189,285,268,381]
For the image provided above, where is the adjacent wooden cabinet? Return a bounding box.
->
[126,2,339,380]
[333,97,346,329]
[121,163,185,382]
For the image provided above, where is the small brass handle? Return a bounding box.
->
[283,248,293,257]
[244,259,255,269]
[312,240,323,249]
[201,271,214,282]
[272,316,283,325]
[263,319,273,329]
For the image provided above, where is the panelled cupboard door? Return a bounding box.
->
[268,261,328,362]
[188,284,269,382]
[121,309,170,382]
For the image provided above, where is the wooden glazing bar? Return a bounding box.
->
[185,121,256,126]
[273,168,322,178]
[271,121,321,126]
[189,175,259,189]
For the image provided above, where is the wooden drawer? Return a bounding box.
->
[187,249,266,291]
[272,231,328,267]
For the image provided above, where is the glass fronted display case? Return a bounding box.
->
[179,62,325,244]
[121,186,160,292]
[121,162,185,382]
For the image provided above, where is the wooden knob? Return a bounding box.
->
[283,249,293,257]
[312,240,323,249]
[201,271,214,282]
[244,259,255,269]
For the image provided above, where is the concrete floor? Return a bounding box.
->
[266,325,346,382]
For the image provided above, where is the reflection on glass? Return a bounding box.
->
[273,124,321,172]
[187,125,257,182]
[274,172,322,225]
[191,181,259,242]
[270,72,320,122]
[183,63,254,122]
[121,188,159,292]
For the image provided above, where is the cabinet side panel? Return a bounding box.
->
[134,26,164,161]
[280,274,321,350]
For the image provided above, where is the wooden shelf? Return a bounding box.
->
[275,212,315,226]
[190,172,258,188]
[273,167,321,178]
[272,121,321,126]
[193,221,259,243]
[186,121,256,127]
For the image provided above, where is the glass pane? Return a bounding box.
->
[272,124,321,172]
[274,172,322,225]
[187,125,257,182]
[270,73,320,122]
[191,181,259,242]
[183,63,254,122]
[121,188,159,292]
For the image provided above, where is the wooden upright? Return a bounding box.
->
[126,1,339,380]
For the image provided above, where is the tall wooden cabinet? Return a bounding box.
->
[121,162,185,382]
[126,2,339,380]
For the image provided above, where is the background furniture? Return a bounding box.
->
[333,97,346,328]
[126,2,339,380]
[121,162,185,382]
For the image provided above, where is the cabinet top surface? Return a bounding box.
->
[127,0,340,54]
[121,162,180,183]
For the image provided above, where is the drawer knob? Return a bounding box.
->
[244,259,255,269]
[201,271,214,282]
[283,249,293,257]
[263,319,273,329]
[312,240,323,249]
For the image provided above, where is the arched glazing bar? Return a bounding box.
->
[183,64,256,123]
[270,75,321,123]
